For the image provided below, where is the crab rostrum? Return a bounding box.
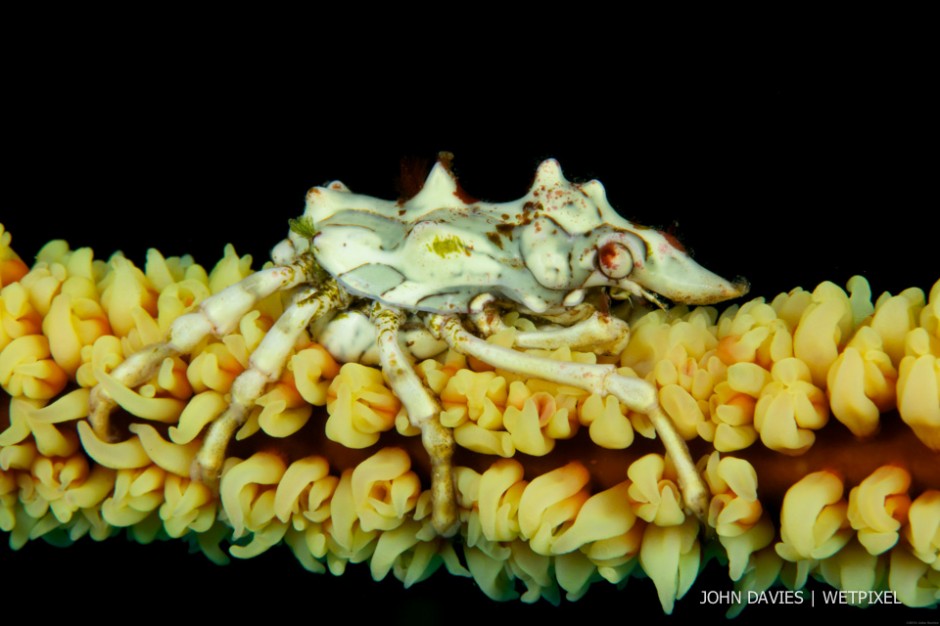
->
[89,157,747,536]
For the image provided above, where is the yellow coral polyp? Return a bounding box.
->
[350,448,421,532]
[906,490,940,566]
[517,462,589,554]
[898,341,940,450]
[0,334,68,399]
[0,225,29,289]
[659,383,706,440]
[580,393,633,449]
[206,244,255,294]
[827,326,897,438]
[291,344,339,406]
[94,368,186,423]
[848,465,912,555]
[793,281,857,387]
[326,362,401,448]
[1,393,85,458]
[0,282,42,351]
[716,299,794,367]
[160,472,216,537]
[127,423,200,477]
[77,420,150,469]
[639,518,701,614]
[98,255,158,339]
[30,454,114,524]
[623,307,717,374]
[251,376,313,439]
[475,459,526,543]
[776,471,851,562]
[440,369,508,427]
[75,335,123,388]
[326,469,380,571]
[220,452,289,557]
[754,357,829,454]
[503,392,558,456]
[889,546,940,608]
[550,481,636,555]
[872,288,925,366]
[703,452,762,537]
[273,455,337,525]
[817,540,885,606]
[708,366,761,451]
[18,245,70,316]
[627,454,685,526]
[186,341,244,393]
[369,518,435,584]
[170,390,227,445]
[102,465,166,527]
[43,291,111,376]
[454,421,512,456]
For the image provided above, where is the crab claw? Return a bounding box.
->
[625,229,748,305]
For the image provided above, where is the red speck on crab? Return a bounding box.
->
[661,231,687,253]
[599,241,620,271]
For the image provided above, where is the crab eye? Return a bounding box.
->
[597,241,634,279]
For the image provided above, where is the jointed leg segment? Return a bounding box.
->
[89,259,350,485]
[469,294,630,354]
[193,281,350,481]
[427,313,709,521]
[89,263,312,440]
[372,303,458,536]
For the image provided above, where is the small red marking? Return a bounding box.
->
[661,231,686,253]
[599,241,619,269]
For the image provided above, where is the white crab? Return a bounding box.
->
[89,157,747,536]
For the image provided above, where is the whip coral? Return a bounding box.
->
[0,222,938,621]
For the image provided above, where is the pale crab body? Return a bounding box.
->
[286,159,744,316]
[89,157,747,536]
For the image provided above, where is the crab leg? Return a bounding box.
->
[372,303,458,537]
[194,280,351,481]
[89,263,312,440]
[470,295,630,354]
[427,314,709,521]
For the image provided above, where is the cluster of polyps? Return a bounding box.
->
[1,201,939,614]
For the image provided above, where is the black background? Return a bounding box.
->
[2,31,936,626]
